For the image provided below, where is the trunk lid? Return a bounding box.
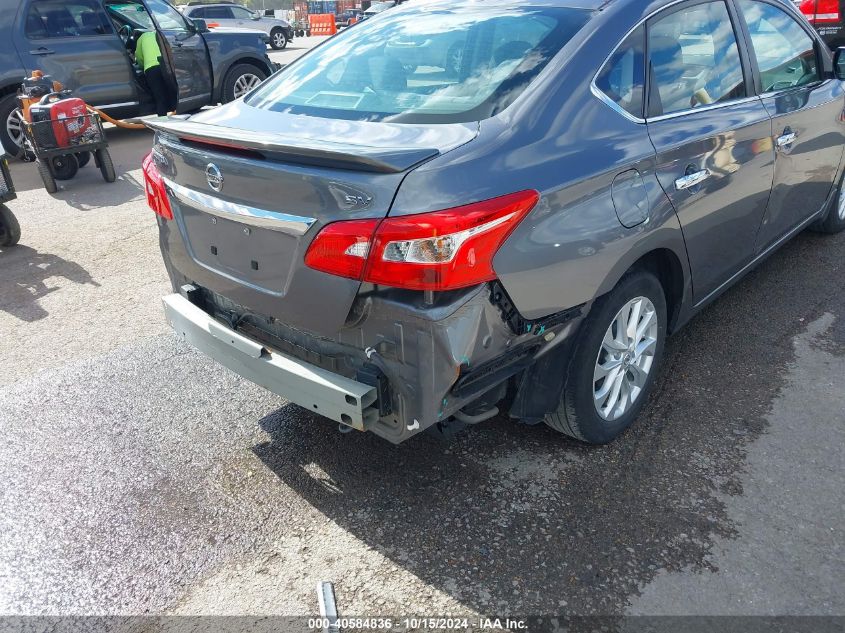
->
[148,101,478,337]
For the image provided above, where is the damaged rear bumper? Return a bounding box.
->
[163,293,379,430]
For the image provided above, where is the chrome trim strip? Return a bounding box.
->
[162,177,317,236]
[646,96,762,122]
[589,83,645,123]
[96,101,140,109]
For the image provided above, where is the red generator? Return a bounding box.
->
[21,90,114,193]
[28,96,93,149]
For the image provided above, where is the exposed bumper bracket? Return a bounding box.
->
[163,293,378,430]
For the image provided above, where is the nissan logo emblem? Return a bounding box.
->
[205,163,223,192]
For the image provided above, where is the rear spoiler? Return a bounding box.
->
[144,117,441,174]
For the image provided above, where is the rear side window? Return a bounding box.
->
[595,25,645,119]
[648,1,746,116]
[204,6,233,19]
[247,6,591,123]
[25,0,114,38]
[738,0,820,92]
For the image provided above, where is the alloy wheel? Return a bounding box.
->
[273,31,286,48]
[233,73,262,99]
[6,108,24,151]
[593,296,658,422]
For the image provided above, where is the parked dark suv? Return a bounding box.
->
[0,0,278,157]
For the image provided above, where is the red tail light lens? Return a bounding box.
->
[800,0,839,22]
[142,151,173,221]
[304,190,539,291]
[304,218,380,280]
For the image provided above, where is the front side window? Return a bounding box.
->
[648,1,746,116]
[738,0,820,92]
[230,7,255,19]
[595,25,645,118]
[26,0,114,38]
[246,6,591,123]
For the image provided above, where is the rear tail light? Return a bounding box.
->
[303,218,379,280]
[799,0,840,23]
[305,190,539,291]
[142,151,173,221]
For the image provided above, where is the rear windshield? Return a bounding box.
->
[246,5,591,124]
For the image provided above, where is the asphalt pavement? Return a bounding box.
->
[0,36,843,628]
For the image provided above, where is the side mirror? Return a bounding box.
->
[834,47,845,81]
[192,18,209,33]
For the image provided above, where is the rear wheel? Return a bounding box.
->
[222,64,268,102]
[270,27,288,50]
[811,171,845,234]
[545,271,667,444]
[0,204,20,247]
[37,159,57,193]
[96,148,116,183]
[1,93,26,159]
[51,154,78,181]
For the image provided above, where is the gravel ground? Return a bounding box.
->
[0,41,843,626]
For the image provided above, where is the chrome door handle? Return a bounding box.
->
[777,132,796,148]
[29,47,55,55]
[675,169,711,191]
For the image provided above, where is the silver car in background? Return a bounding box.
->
[182,1,294,48]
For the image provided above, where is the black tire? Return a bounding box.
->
[37,159,57,193]
[0,204,20,247]
[810,172,845,234]
[96,148,116,183]
[270,27,287,50]
[51,154,79,181]
[221,64,268,103]
[75,151,91,168]
[0,93,26,160]
[545,271,667,444]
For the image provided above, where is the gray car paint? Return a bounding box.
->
[151,0,845,443]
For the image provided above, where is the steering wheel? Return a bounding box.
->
[118,24,132,47]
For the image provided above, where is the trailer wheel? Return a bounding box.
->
[76,151,91,168]
[96,148,116,183]
[51,154,79,181]
[37,159,57,193]
[0,204,21,247]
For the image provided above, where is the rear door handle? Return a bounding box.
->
[776,131,797,149]
[29,47,55,55]
[675,168,711,191]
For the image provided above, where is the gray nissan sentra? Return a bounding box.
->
[143,0,845,445]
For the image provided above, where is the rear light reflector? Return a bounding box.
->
[304,190,540,291]
[142,151,173,221]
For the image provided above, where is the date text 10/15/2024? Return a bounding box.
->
[308,617,529,630]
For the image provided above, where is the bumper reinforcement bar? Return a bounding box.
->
[163,293,379,430]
